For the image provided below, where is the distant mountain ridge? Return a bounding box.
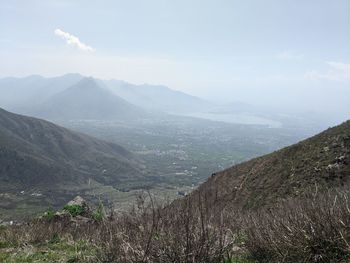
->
[0,74,83,111]
[0,74,208,119]
[0,74,347,129]
[103,79,209,114]
[29,77,148,121]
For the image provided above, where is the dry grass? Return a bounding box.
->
[241,190,350,263]
[1,190,350,263]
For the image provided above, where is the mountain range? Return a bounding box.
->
[0,74,82,111]
[103,79,208,114]
[0,74,340,131]
[29,77,148,121]
[0,74,208,120]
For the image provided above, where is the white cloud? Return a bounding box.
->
[54,29,95,52]
[276,50,303,60]
[305,61,350,82]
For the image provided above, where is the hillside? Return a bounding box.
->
[30,77,148,121]
[0,107,151,217]
[1,120,350,263]
[185,120,350,209]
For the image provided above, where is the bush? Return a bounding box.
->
[42,207,55,221]
[49,233,60,244]
[63,205,85,217]
[92,203,104,222]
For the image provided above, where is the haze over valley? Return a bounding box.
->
[0,71,348,219]
[0,74,314,219]
[0,1,349,262]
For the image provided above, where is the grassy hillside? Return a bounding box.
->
[186,120,350,210]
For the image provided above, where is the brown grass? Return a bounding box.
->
[1,190,350,263]
[242,190,350,262]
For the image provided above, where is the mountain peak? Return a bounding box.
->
[29,76,146,121]
[74,76,98,88]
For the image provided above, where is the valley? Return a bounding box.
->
[52,115,310,213]
[0,75,317,221]
[1,2,349,261]
[0,105,310,221]
[1,117,349,263]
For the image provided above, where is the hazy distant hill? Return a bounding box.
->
[182,120,350,210]
[104,79,209,114]
[0,74,210,117]
[0,74,347,130]
[0,74,83,111]
[0,107,148,189]
[30,77,148,121]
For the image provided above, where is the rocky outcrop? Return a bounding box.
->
[67,196,91,214]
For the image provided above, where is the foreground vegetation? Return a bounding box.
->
[1,189,350,263]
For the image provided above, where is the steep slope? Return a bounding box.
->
[0,107,148,189]
[185,120,350,209]
[31,77,148,121]
[104,79,209,114]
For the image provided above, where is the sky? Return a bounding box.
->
[0,0,349,113]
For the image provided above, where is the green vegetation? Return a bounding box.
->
[0,239,99,263]
[42,207,55,221]
[92,202,104,221]
[0,241,11,249]
[63,205,85,217]
[234,230,248,246]
[49,233,60,244]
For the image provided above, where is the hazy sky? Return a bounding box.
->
[0,0,349,111]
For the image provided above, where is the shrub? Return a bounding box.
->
[49,233,60,244]
[92,203,104,222]
[63,205,84,217]
[242,191,350,263]
[42,207,55,221]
